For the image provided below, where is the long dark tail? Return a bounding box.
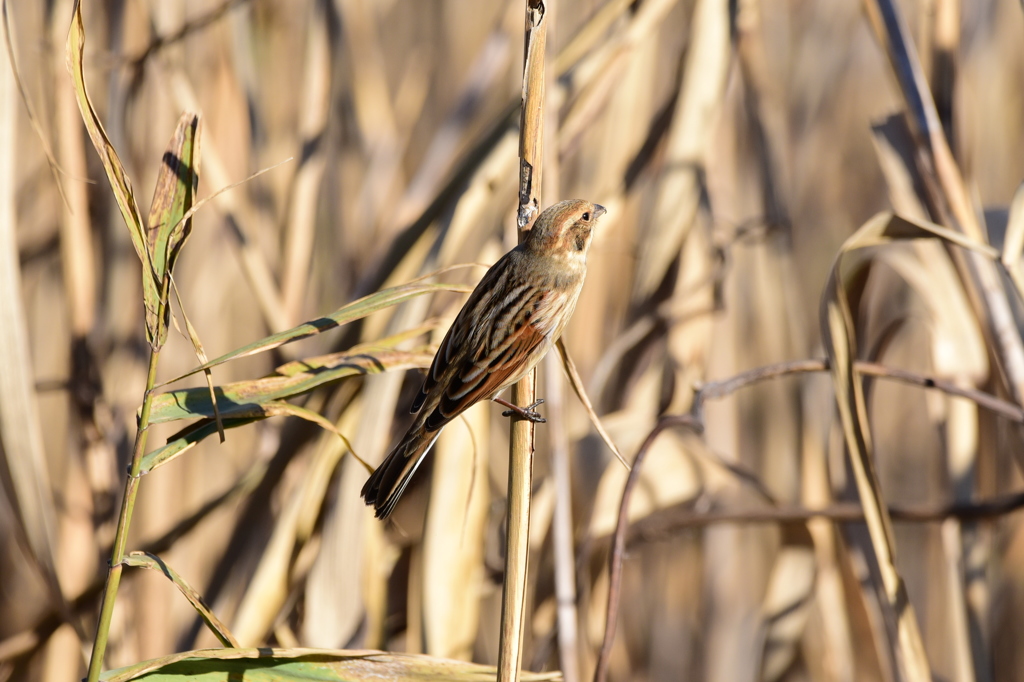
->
[361,425,442,519]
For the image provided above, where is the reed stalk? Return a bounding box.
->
[497,2,548,680]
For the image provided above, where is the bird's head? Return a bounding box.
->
[524,199,606,266]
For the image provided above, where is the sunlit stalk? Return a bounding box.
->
[85,346,161,682]
[497,2,548,681]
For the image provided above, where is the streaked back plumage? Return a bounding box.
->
[361,199,605,518]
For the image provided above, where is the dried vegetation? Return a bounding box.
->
[2,0,1024,681]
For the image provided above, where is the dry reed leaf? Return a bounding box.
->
[864,248,986,682]
[555,339,628,470]
[121,551,239,648]
[423,401,490,660]
[873,247,987,381]
[66,0,158,320]
[871,114,989,378]
[161,280,470,385]
[757,534,816,682]
[1001,181,1024,300]
[0,7,63,614]
[820,211,982,682]
[231,396,364,646]
[866,0,1024,436]
[101,647,562,682]
[303,374,402,648]
[631,0,730,302]
[864,0,981,242]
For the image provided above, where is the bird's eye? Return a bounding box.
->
[582,212,590,221]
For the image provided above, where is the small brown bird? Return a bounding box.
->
[361,199,606,519]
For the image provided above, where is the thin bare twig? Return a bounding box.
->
[593,415,703,682]
[127,0,251,70]
[626,490,1024,546]
[595,351,1024,681]
[692,358,1024,424]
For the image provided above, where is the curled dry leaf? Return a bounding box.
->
[818,210,1003,682]
[66,0,158,322]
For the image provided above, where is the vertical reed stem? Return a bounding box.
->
[85,347,161,682]
[498,2,548,681]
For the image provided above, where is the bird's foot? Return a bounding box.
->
[495,398,546,423]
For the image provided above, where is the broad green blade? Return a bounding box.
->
[100,648,562,682]
[140,418,260,474]
[149,348,433,425]
[162,282,468,384]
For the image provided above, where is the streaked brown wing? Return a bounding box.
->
[425,274,571,429]
[423,317,549,431]
[411,249,520,414]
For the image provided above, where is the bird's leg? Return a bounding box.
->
[494,397,546,423]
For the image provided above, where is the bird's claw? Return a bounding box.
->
[501,398,546,423]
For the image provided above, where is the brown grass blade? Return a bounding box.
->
[121,551,240,648]
[555,338,628,470]
[169,276,224,441]
[865,0,1024,444]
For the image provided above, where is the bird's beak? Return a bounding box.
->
[593,204,607,218]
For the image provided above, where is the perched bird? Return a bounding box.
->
[361,199,606,519]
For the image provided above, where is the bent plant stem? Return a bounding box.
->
[85,345,161,682]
